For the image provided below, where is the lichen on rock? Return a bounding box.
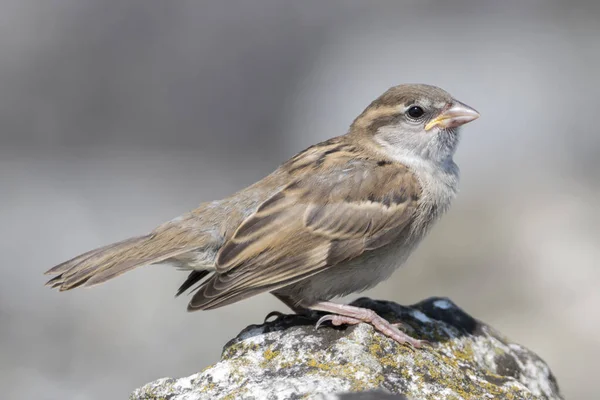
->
[130,297,562,400]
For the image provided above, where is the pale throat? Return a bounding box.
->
[373,124,460,165]
[373,134,460,209]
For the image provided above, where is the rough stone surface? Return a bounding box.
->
[130,297,562,400]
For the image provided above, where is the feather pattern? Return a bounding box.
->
[188,137,421,310]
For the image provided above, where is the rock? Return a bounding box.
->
[130,297,562,400]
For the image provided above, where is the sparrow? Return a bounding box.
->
[45,84,479,347]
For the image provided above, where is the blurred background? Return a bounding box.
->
[1,0,599,399]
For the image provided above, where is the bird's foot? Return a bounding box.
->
[311,301,426,348]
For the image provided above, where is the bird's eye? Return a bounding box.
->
[407,105,425,119]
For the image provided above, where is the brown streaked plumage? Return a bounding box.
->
[190,142,420,310]
[45,84,479,347]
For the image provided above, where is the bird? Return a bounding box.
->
[45,84,479,347]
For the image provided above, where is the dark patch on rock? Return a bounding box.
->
[495,352,522,379]
[413,296,482,335]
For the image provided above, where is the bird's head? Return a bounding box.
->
[350,84,479,164]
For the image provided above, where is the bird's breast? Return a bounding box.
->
[277,235,417,305]
[410,158,459,233]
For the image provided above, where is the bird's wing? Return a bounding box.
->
[188,145,421,310]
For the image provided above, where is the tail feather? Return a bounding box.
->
[46,274,67,289]
[44,237,143,276]
[175,270,211,297]
[83,250,184,287]
[45,234,196,291]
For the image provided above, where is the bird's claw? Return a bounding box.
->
[315,314,334,330]
[264,311,287,323]
[315,314,362,330]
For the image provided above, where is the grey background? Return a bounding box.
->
[2,1,599,399]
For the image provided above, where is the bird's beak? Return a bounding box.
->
[425,101,480,131]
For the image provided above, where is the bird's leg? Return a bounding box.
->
[308,301,425,348]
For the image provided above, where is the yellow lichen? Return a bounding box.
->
[263,348,280,361]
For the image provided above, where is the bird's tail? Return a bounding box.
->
[45,234,195,291]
